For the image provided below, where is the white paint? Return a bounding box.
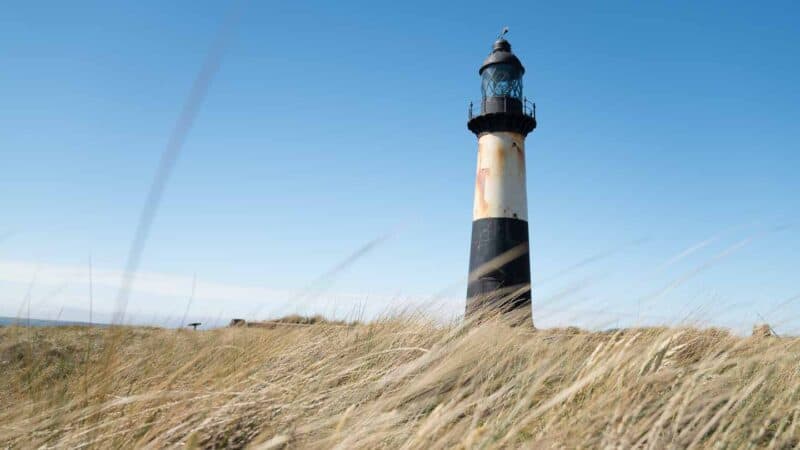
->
[472,131,528,221]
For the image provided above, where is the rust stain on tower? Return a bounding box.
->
[475,167,491,217]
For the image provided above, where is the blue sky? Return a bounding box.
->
[1,1,798,332]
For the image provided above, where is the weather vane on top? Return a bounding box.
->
[498,26,509,40]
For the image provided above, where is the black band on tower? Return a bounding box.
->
[466,217,531,316]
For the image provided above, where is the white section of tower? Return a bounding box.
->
[472,131,528,221]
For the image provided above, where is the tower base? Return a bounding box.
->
[466,217,532,325]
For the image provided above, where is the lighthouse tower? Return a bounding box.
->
[466,32,536,324]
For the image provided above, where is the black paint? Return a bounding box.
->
[481,96,523,114]
[468,111,536,137]
[466,217,531,317]
[479,39,525,75]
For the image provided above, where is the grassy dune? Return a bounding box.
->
[1,318,799,449]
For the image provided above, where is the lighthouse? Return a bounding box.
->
[466,31,536,324]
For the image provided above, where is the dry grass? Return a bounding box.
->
[1,317,799,449]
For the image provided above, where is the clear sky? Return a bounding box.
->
[1,1,798,333]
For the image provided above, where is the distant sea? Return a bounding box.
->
[0,316,106,328]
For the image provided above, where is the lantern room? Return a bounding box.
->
[479,38,525,114]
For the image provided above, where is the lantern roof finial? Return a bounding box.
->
[498,26,509,40]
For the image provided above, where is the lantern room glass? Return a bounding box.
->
[481,63,523,101]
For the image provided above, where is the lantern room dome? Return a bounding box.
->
[479,38,525,75]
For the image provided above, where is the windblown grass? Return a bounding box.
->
[1,317,799,448]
